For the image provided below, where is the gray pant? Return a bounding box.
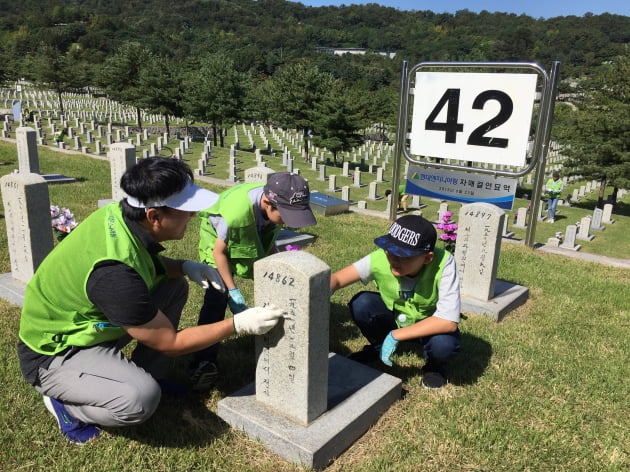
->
[35,277,188,428]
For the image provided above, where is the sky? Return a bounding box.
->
[295,1,629,19]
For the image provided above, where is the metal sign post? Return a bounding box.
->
[391,60,560,248]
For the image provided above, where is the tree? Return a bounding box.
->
[310,81,364,164]
[555,54,630,207]
[182,53,246,147]
[98,42,155,131]
[22,43,83,116]
[138,55,184,139]
[269,61,334,161]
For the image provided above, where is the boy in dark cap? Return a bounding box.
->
[330,215,461,389]
[192,172,317,389]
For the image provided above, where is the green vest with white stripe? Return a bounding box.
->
[19,203,166,355]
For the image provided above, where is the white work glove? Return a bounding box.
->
[233,304,285,335]
[182,260,226,292]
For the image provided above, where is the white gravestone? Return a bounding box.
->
[107,143,137,202]
[602,203,614,224]
[591,208,605,231]
[513,207,528,228]
[455,203,505,302]
[16,127,40,174]
[560,224,581,251]
[254,251,330,424]
[1,173,54,284]
[576,216,595,241]
[244,166,275,184]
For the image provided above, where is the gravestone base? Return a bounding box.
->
[275,228,316,251]
[0,273,26,307]
[217,353,402,470]
[576,234,595,242]
[461,279,529,322]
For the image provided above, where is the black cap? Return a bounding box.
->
[263,172,316,228]
[374,215,436,257]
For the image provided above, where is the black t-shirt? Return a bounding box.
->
[17,217,165,385]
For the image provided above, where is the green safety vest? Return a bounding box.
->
[547,178,563,198]
[198,183,279,278]
[370,248,448,328]
[19,203,166,355]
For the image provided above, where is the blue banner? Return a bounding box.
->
[406,166,518,210]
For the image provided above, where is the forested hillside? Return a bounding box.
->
[1,0,628,85]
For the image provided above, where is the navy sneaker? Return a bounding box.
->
[43,396,100,445]
[421,364,447,389]
[189,361,219,391]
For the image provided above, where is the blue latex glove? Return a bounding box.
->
[380,331,399,367]
[228,288,248,314]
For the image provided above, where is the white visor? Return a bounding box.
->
[126,181,219,212]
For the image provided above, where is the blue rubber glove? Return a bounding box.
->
[228,288,248,314]
[380,331,399,367]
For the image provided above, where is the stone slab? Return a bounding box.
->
[0,272,26,307]
[42,173,76,184]
[309,191,350,216]
[217,352,402,470]
[461,279,529,322]
[275,228,316,251]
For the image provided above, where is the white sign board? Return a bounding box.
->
[410,72,537,166]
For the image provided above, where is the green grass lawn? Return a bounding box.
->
[0,139,629,471]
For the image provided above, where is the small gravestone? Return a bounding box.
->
[217,252,402,469]
[576,216,595,241]
[328,174,338,192]
[318,164,327,181]
[244,165,275,184]
[513,207,528,228]
[572,188,579,202]
[16,127,39,173]
[560,224,581,251]
[602,203,615,224]
[341,185,350,202]
[591,208,605,231]
[454,202,528,321]
[0,172,54,305]
[99,143,136,207]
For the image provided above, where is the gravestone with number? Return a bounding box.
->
[454,202,528,320]
[217,251,402,469]
[0,172,54,305]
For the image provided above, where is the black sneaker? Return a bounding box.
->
[189,361,219,391]
[347,345,379,364]
[421,365,447,389]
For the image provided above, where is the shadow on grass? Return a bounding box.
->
[329,302,493,386]
[110,391,230,447]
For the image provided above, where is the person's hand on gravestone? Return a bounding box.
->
[228,287,248,313]
[233,304,285,335]
[182,261,226,292]
[380,331,399,367]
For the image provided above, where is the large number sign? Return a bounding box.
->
[409,72,537,167]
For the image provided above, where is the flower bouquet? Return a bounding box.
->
[50,205,78,241]
[436,211,458,253]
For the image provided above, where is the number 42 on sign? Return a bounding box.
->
[410,71,538,167]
